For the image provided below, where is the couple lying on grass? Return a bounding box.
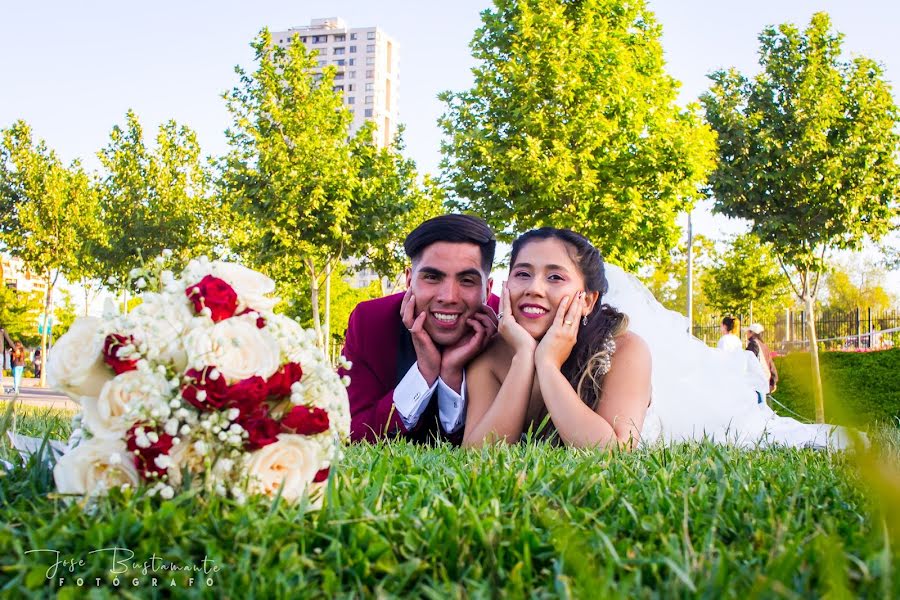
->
[340,215,857,450]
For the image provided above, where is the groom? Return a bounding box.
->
[339,215,500,444]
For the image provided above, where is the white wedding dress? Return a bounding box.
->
[602,264,859,449]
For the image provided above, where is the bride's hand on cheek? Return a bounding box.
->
[535,292,584,370]
[499,282,536,355]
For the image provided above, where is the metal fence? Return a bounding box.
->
[692,308,900,352]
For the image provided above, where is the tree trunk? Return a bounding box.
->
[805,293,825,423]
[307,259,324,348]
[39,274,53,388]
[324,262,333,359]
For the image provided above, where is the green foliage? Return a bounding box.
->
[1,404,898,597]
[284,263,384,350]
[702,12,900,282]
[0,286,42,346]
[640,233,715,315]
[52,289,77,341]
[773,349,900,426]
[220,30,437,345]
[824,256,897,312]
[439,0,716,269]
[95,110,218,289]
[702,233,793,321]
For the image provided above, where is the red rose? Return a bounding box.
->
[267,362,303,398]
[103,334,138,374]
[126,424,174,480]
[313,468,330,483]
[237,404,280,450]
[225,376,268,414]
[238,308,267,329]
[185,275,238,322]
[281,405,330,436]
[181,366,229,411]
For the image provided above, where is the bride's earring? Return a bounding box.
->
[582,315,588,326]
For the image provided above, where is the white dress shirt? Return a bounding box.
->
[392,361,467,433]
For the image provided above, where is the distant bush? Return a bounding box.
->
[773,348,900,426]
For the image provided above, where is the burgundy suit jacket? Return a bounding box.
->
[339,291,500,445]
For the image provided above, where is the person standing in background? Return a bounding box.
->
[10,341,26,394]
[32,348,42,380]
[717,316,742,351]
[746,323,778,394]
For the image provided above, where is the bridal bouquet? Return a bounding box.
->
[46,257,351,507]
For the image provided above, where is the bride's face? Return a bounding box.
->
[508,238,598,339]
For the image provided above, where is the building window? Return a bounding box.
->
[350,32,358,40]
[349,45,357,53]
[365,95,373,104]
[348,58,356,66]
[317,59,328,68]
[300,36,307,43]
[348,84,355,91]
[333,85,344,92]
[366,70,374,79]
[333,47,345,55]
[366,44,375,53]
[367,31,376,40]
[312,35,327,44]
[366,56,375,66]
[335,59,345,66]
[334,72,344,80]
[348,71,356,79]
[365,108,373,117]
[365,82,374,92]
[347,96,355,104]
[334,34,346,42]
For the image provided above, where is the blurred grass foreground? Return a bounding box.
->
[1,350,899,597]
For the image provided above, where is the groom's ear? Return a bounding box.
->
[484,277,494,301]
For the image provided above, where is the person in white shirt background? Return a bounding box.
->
[717,316,743,352]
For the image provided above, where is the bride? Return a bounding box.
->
[462,227,856,449]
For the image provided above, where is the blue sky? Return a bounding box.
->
[2,0,898,289]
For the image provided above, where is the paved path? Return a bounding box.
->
[1,377,79,412]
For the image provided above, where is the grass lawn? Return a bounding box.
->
[772,348,900,427]
[2,403,899,598]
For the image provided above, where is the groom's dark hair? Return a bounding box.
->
[404,214,496,274]
[722,316,737,333]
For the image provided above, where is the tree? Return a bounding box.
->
[702,233,792,323]
[95,110,218,291]
[640,233,715,315]
[221,30,439,348]
[0,121,96,385]
[0,285,42,346]
[439,0,716,269]
[702,13,900,421]
[823,256,896,312]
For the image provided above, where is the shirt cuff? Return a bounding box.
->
[436,371,467,434]
[393,361,439,429]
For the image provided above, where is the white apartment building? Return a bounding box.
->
[273,17,399,148]
[1,254,47,296]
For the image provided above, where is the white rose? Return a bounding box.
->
[53,438,139,497]
[83,370,172,439]
[46,317,112,400]
[245,434,324,503]
[209,261,278,311]
[184,316,280,382]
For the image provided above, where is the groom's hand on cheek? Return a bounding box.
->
[401,288,441,386]
[439,304,498,394]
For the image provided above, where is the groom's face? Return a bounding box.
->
[405,241,493,347]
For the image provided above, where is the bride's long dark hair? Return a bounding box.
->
[510,228,628,412]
